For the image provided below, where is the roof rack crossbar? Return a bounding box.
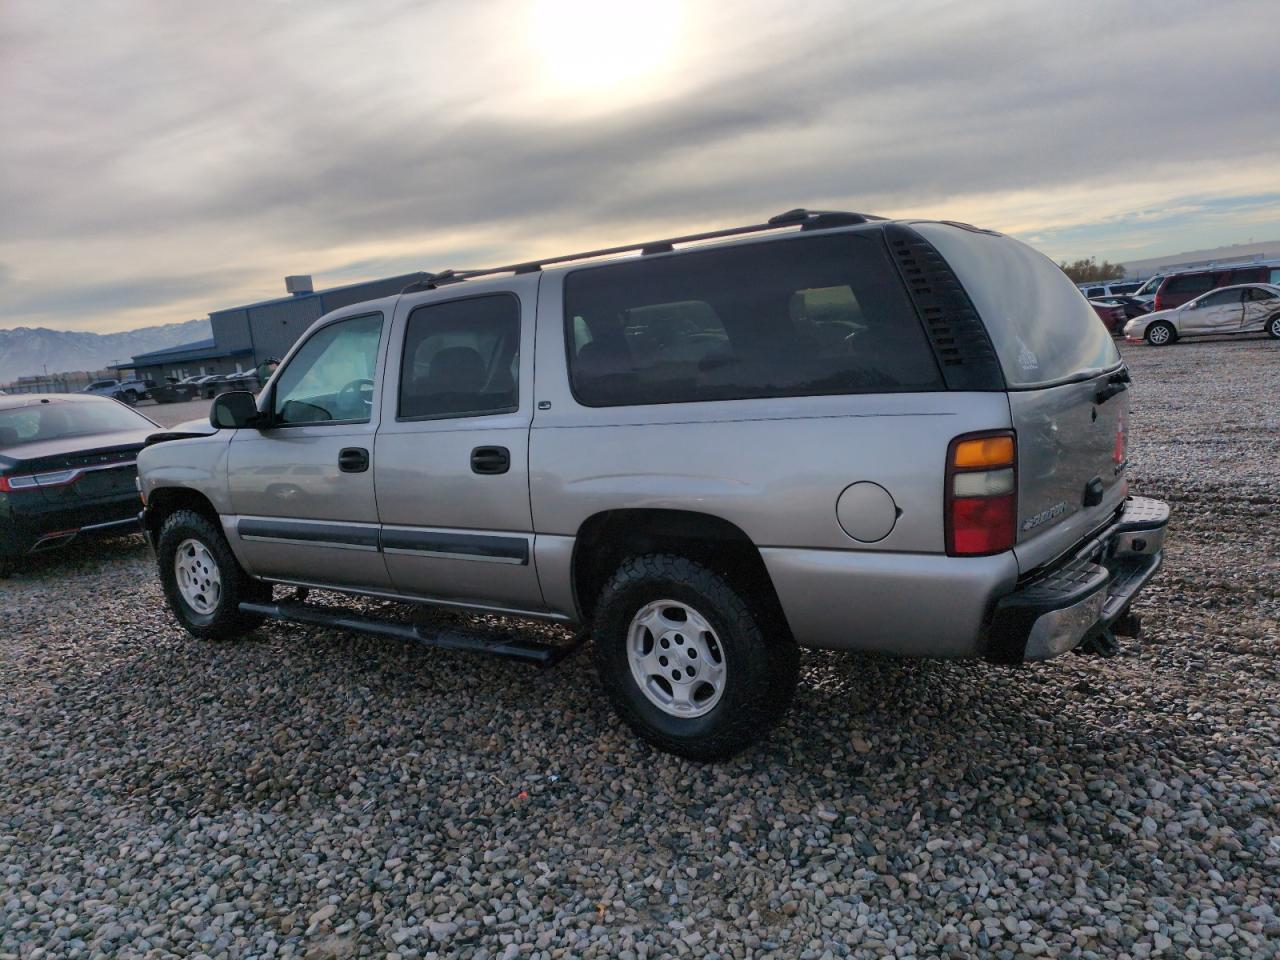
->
[410,208,881,288]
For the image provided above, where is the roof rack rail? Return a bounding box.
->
[402,208,884,291]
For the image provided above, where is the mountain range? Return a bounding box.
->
[0,318,211,385]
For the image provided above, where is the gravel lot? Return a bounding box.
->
[2,337,1278,960]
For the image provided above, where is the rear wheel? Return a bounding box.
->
[157,509,269,639]
[592,553,799,760]
[1145,321,1176,346]
[123,389,139,405]
[1267,314,1280,340]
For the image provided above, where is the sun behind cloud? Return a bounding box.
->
[527,0,684,106]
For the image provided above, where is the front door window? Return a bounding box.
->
[272,314,383,425]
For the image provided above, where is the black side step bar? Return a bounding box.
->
[238,600,580,666]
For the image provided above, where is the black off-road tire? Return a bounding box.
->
[592,553,800,760]
[1145,321,1176,346]
[157,508,270,639]
[1267,313,1280,340]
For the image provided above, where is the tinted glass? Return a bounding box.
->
[1085,287,1105,298]
[273,313,383,425]
[1164,273,1213,294]
[1197,289,1244,307]
[1246,287,1278,301]
[564,234,941,407]
[399,294,520,419]
[1228,267,1266,283]
[0,400,153,448]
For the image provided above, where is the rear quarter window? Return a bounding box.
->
[563,233,943,407]
[909,223,1120,388]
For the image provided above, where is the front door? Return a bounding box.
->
[227,310,392,591]
[1181,288,1244,335]
[374,283,544,612]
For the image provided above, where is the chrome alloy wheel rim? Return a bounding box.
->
[174,538,222,615]
[1148,325,1170,344]
[1271,316,1280,337]
[627,600,726,718]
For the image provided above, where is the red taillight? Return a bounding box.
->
[1113,419,1126,466]
[951,496,1018,555]
[946,430,1017,557]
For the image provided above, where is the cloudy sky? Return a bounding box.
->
[2,0,1278,333]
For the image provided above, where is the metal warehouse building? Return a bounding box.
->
[118,272,427,383]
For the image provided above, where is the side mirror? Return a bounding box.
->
[210,390,261,429]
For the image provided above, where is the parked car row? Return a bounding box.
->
[148,369,269,403]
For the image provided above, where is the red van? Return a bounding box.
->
[1153,264,1278,310]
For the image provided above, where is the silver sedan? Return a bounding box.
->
[1125,283,1280,345]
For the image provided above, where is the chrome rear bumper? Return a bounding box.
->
[986,496,1169,663]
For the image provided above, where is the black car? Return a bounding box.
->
[0,394,158,572]
[148,375,203,404]
[1093,295,1152,321]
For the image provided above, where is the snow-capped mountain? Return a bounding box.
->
[0,318,211,384]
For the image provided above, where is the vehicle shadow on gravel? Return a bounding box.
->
[0,532,148,583]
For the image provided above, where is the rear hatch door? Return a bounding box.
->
[910,222,1128,572]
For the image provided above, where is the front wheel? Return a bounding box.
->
[592,554,799,760]
[1145,321,1176,346]
[1267,314,1280,340]
[157,509,270,639]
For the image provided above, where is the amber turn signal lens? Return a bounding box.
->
[951,435,1015,469]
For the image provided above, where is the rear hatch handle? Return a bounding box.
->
[1095,368,1131,405]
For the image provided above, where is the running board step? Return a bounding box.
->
[238,600,578,666]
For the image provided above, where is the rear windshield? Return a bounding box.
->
[0,400,152,448]
[911,223,1120,388]
[563,233,943,407]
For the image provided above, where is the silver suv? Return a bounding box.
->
[137,209,1169,758]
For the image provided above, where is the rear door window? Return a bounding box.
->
[564,233,942,407]
[398,294,520,419]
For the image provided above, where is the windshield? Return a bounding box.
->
[0,400,153,448]
[1134,276,1162,296]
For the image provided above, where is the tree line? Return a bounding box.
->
[1058,257,1126,284]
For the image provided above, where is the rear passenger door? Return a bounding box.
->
[374,280,544,612]
[1243,287,1280,331]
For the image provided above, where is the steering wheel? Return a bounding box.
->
[336,378,375,417]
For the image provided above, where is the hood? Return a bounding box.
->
[144,417,220,446]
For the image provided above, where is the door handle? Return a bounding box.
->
[338,447,369,473]
[471,446,510,475]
